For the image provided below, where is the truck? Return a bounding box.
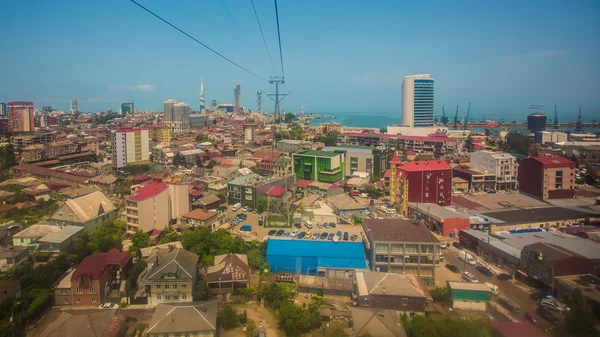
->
[458,250,477,266]
[498,294,520,313]
[232,203,241,211]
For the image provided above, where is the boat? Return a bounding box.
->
[332,116,336,119]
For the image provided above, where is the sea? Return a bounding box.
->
[304,112,600,134]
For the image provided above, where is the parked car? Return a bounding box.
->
[297,232,306,239]
[498,295,520,313]
[476,265,493,276]
[497,273,513,281]
[253,209,257,214]
[276,230,284,236]
[329,222,336,228]
[536,307,560,325]
[242,206,249,212]
[327,233,335,240]
[324,223,331,229]
[530,292,550,302]
[440,242,447,249]
[317,222,323,229]
[305,231,312,238]
[462,271,479,283]
[343,232,349,241]
[320,232,328,239]
[305,221,313,229]
[446,264,460,273]
[360,193,368,198]
[283,232,290,237]
[484,282,499,296]
[350,234,358,241]
[99,303,118,309]
[524,312,541,327]
[369,199,375,206]
[540,298,567,313]
[268,230,277,236]
[336,231,342,238]
[290,230,299,238]
[311,233,319,240]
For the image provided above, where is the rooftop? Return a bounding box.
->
[529,156,575,168]
[363,219,440,243]
[39,226,84,244]
[400,160,452,172]
[355,271,430,299]
[143,248,198,282]
[294,150,340,158]
[13,223,61,238]
[480,206,599,224]
[72,249,131,281]
[350,308,406,337]
[39,310,125,337]
[407,202,468,220]
[181,209,218,221]
[127,181,169,202]
[147,302,217,334]
[206,253,249,282]
[489,322,549,337]
[554,274,600,303]
[448,281,493,292]
[267,238,367,269]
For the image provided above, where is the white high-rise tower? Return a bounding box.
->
[200,77,205,113]
[401,74,434,127]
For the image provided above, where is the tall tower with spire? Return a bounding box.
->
[199,78,205,113]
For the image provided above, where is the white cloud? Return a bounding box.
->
[107,84,156,91]
[133,84,155,91]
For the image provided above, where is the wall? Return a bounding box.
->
[519,158,543,198]
[405,169,452,206]
[147,280,194,306]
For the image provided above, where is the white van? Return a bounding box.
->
[305,221,313,229]
[232,203,242,211]
[484,282,499,296]
[458,250,477,266]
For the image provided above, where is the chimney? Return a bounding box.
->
[155,254,159,266]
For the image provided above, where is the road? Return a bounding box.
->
[442,245,540,318]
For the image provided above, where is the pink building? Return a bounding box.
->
[7,101,35,133]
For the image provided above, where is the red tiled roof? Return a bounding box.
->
[127,181,168,201]
[383,170,391,178]
[489,322,549,337]
[295,179,312,188]
[181,209,218,220]
[267,186,286,197]
[189,190,203,197]
[531,156,575,168]
[390,151,402,164]
[328,184,342,190]
[406,151,417,155]
[150,229,163,237]
[72,249,131,282]
[400,160,452,172]
[132,175,152,183]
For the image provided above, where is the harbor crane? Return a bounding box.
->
[453,105,459,129]
[463,102,471,130]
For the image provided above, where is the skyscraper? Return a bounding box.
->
[0,103,6,116]
[7,101,35,133]
[70,97,79,115]
[199,78,205,113]
[401,74,434,127]
[164,99,191,133]
[164,99,177,123]
[234,84,241,113]
[121,102,134,115]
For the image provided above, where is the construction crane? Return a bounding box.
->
[453,105,459,129]
[553,105,559,129]
[463,102,471,130]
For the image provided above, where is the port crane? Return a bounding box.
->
[441,106,449,126]
[462,102,471,130]
[453,105,459,129]
[553,105,559,129]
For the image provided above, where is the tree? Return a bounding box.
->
[353,216,363,225]
[289,126,304,140]
[221,304,239,330]
[129,230,150,252]
[173,153,186,167]
[364,186,379,196]
[194,279,209,300]
[464,134,474,153]
[256,197,268,214]
[317,132,339,146]
[126,259,147,296]
[429,287,452,307]
[565,289,599,337]
[503,132,532,156]
[0,144,17,170]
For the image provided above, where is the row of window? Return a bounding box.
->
[156,284,187,289]
[375,255,435,264]
[157,294,186,300]
[76,287,96,294]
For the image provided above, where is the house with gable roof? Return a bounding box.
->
[49,190,116,230]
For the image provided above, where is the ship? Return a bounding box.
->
[332,116,336,119]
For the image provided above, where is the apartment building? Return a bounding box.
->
[10,132,56,147]
[292,150,344,183]
[470,151,518,190]
[20,140,78,163]
[148,124,171,143]
[519,156,575,200]
[141,248,198,305]
[7,101,34,133]
[53,249,132,306]
[227,173,293,208]
[389,154,452,216]
[452,167,497,192]
[363,219,441,285]
[125,179,189,232]
[323,145,393,181]
[112,127,150,168]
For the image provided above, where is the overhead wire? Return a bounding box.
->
[249,0,277,73]
[218,0,252,49]
[273,0,285,78]
[129,0,268,82]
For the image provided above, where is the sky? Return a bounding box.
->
[1,0,599,122]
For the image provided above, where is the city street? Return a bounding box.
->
[442,245,541,320]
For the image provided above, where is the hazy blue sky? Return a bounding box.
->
[1,0,599,121]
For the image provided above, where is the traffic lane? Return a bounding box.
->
[442,247,539,318]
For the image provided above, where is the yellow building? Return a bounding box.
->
[150,124,171,143]
[389,152,409,215]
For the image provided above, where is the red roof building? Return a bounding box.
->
[295,179,312,189]
[267,186,286,197]
[519,156,575,200]
[63,249,132,307]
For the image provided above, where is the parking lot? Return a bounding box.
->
[221,205,364,241]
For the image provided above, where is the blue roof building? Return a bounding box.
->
[266,238,368,275]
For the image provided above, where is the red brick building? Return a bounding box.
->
[389,155,452,216]
[54,249,132,306]
[7,101,34,133]
[519,156,575,200]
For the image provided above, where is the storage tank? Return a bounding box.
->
[527,113,547,133]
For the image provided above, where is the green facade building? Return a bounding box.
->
[323,145,393,181]
[447,281,491,311]
[292,150,344,183]
[121,102,134,115]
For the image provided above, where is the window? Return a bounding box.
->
[182,294,187,300]
[76,287,82,294]
[174,295,179,300]
[92,297,96,303]
[90,288,96,294]
[157,294,161,300]
[402,298,408,306]
[76,298,80,303]
[165,295,170,300]
[64,298,69,304]
[165,284,170,289]
[182,284,187,288]
[156,284,161,289]
[173,284,178,289]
